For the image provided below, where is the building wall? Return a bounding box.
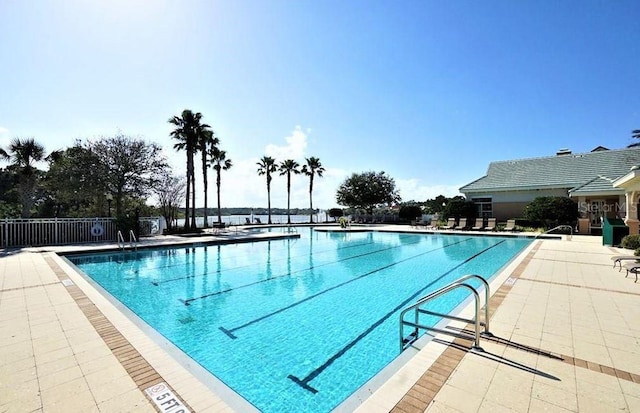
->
[466,188,570,221]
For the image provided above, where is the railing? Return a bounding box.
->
[1,217,117,248]
[399,274,491,352]
[116,230,138,251]
[535,224,573,240]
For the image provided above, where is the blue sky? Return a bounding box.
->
[1,0,639,210]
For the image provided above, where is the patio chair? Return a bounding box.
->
[455,218,468,230]
[254,217,262,224]
[484,218,496,231]
[471,218,484,230]
[245,217,251,224]
[622,261,640,282]
[441,218,456,230]
[503,219,516,231]
[611,255,640,270]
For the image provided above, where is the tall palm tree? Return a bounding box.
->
[630,129,640,147]
[278,159,300,224]
[257,156,277,224]
[301,157,325,223]
[169,109,210,229]
[209,147,232,225]
[4,137,46,217]
[199,129,218,228]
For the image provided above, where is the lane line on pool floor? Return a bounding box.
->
[179,233,451,304]
[218,238,474,339]
[181,237,429,305]
[287,240,506,394]
[43,254,193,413]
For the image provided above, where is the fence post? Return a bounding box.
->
[3,218,6,248]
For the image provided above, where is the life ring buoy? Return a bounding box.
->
[90,223,104,237]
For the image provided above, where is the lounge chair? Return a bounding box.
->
[471,218,484,231]
[503,219,516,231]
[245,217,251,224]
[484,218,496,231]
[611,255,640,269]
[428,218,439,230]
[455,218,468,230]
[441,218,456,230]
[254,217,262,224]
[622,261,640,282]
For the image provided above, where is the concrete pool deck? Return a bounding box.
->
[1,229,639,412]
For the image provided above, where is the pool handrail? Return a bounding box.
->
[116,229,138,251]
[399,274,491,352]
[535,224,573,240]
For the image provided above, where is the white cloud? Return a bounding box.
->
[264,125,308,160]
[396,178,462,202]
[200,125,347,210]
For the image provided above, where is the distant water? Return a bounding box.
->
[175,213,329,227]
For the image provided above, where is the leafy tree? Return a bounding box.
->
[209,146,232,225]
[336,171,400,214]
[301,157,325,223]
[169,109,210,229]
[278,159,300,224]
[523,196,579,229]
[43,142,106,217]
[423,195,452,215]
[89,134,167,217]
[0,167,19,218]
[441,198,476,221]
[257,156,277,224]
[155,172,185,232]
[198,129,218,227]
[2,137,46,217]
[399,204,422,222]
[327,207,343,221]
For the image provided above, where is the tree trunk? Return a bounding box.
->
[308,176,314,223]
[202,151,209,228]
[184,162,191,229]
[287,174,291,224]
[216,171,222,224]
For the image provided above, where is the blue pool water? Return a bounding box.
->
[67,230,530,412]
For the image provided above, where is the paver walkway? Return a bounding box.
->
[1,233,639,412]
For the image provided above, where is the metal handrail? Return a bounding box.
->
[117,230,125,250]
[535,224,573,240]
[129,230,138,250]
[116,229,138,250]
[399,274,490,352]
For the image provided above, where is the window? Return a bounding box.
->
[472,197,492,218]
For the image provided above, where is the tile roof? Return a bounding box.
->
[460,147,640,193]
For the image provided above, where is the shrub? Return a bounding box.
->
[442,199,477,221]
[399,205,423,222]
[327,208,344,221]
[621,234,640,250]
[523,197,579,229]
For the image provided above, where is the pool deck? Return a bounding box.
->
[1,227,639,412]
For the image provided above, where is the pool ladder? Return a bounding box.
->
[117,229,138,251]
[399,274,491,353]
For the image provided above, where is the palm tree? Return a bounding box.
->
[199,129,218,228]
[169,109,210,229]
[257,156,277,224]
[4,137,46,217]
[630,129,640,147]
[278,159,300,224]
[301,157,325,223]
[209,147,232,225]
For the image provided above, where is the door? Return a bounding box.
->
[590,200,605,227]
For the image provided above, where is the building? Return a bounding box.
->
[460,146,640,234]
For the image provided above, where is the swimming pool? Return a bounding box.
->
[67,230,531,412]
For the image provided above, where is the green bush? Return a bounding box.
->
[523,197,579,229]
[621,234,640,250]
[634,247,640,257]
[399,205,423,222]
